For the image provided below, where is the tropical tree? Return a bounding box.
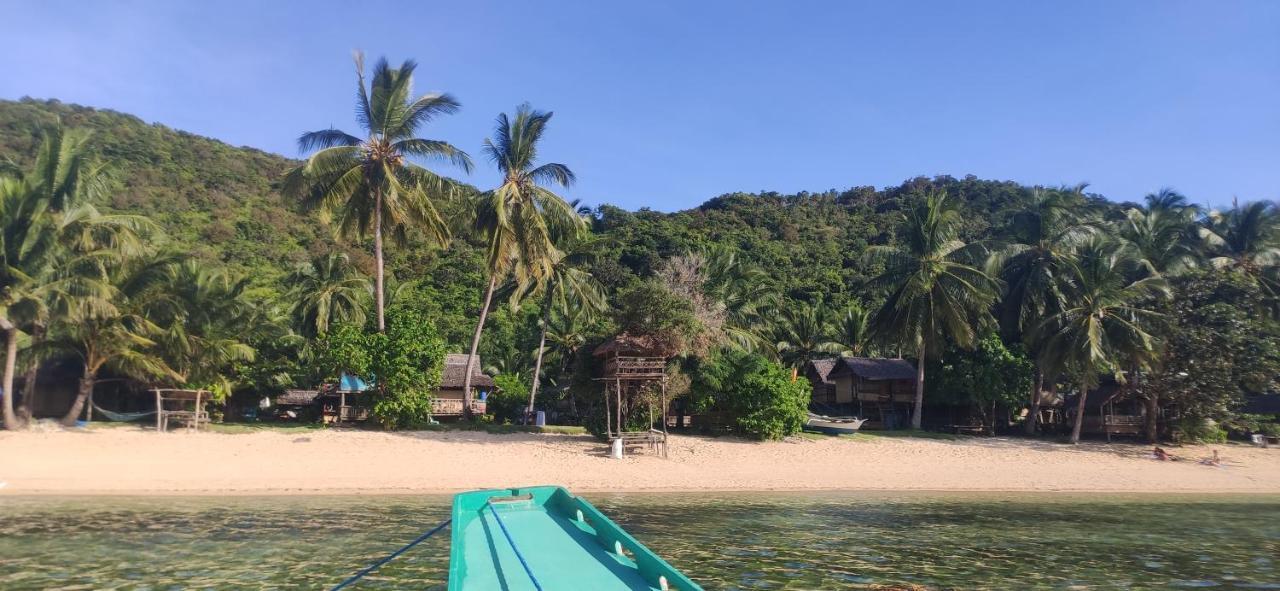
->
[702,246,778,350]
[1116,189,1201,276]
[833,303,871,357]
[287,252,372,338]
[148,261,258,396]
[43,254,184,425]
[1199,200,1280,297]
[868,189,998,430]
[510,232,605,417]
[462,104,583,414]
[284,53,471,332]
[771,300,838,371]
[1035,238,1169,443]
[986,185,1094,434]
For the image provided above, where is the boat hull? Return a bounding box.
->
[805,416,866,435]
[448,485,702,591]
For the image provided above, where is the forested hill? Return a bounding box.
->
[0,97,1120,313]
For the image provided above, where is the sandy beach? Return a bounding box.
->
[1,427,1278,495]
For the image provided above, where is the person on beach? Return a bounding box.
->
[1153,446,1176,461]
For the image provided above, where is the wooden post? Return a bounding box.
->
[155,389,162,432]
[660,376,669,458]
[615,375,622,437]
[603,382,612,438]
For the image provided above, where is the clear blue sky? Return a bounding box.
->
[1,0,1276,211]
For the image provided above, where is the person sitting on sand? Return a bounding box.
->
[1153,446,1176,461]
[1199,449,1221,467]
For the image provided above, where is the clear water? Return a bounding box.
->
[1,493,1277,590]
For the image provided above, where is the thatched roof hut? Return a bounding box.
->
[592,333,679,358]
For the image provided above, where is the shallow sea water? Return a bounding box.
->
[0,492,1277,590]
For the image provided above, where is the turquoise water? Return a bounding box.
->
[1,493,1277,590]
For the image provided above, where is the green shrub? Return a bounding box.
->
[1172,416,1228,443]
[488,374,529,424]
[689,349,811,440]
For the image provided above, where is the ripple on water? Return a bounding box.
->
[0,493,1278,590]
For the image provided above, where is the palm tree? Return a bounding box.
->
[462,104,584,414]
[1036,238,1169,443]
[703,246,778,350]
[284,53,471,332]
[868,189,998,430]
[833,303,871,356]
[149,261,258,395]
[510,232,605,417]
[287,252,372,338]
[45,254,184,425]
[771,300,839,372]
[986,186,1095,434]
[1200,200,1280,282]
[1117,189,1201,276]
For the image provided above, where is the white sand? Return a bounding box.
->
[1,427,1278,495]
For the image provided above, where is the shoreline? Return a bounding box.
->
[3,427,1279,497]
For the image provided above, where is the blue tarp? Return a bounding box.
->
[338,373,372,392]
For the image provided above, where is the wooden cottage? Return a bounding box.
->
[809,356,917,429]
[593,333,672,457]
[1066,381,1146,439]
[433,354,492,417]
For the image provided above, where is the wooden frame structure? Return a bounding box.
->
[594,335,670,458]
[152,388,211,432]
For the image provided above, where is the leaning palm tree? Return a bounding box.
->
[510,231,605,417]
[287,252,372,338]
[986,185,1095,434]
[284,53,471,332]
[771,300,839,372]
[1035,238,1169,443]
[868,189,998,430]
[461,104,584,414]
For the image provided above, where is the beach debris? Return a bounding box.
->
[293,437,312,443]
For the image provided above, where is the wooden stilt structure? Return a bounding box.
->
[594,334,671,458]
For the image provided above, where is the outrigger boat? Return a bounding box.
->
[805,413,868,435]
[449,486,702,591]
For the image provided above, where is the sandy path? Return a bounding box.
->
[1,428,1278,495]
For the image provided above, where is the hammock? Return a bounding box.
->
[91,402,156,422]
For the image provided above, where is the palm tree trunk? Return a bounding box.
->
[373,187,386,332]
[462,275,499,418]
[1,320,18,430]
[911,343,925,430]
[17,324,43,422]
[1070,386,1089,444]
[1025,367,1043,436]
[61,366,95,427]
[526,293,552,419]
[1143,392,1159,443]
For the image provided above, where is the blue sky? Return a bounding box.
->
[1,0,1276,211]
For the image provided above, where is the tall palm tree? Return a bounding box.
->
[1117,189,1201,277]
[771,300,839,371]
[1036,238,1169,443]
[868,189,998,430]
[284,53,471,332]
[287,252,372,338]
[986,185,1095,434]
[462,104,584,414]
[1200,200,1280,282]
[510,232,605,417]
[833,303,871,356]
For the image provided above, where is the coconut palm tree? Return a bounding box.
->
[510,232,605,417]
[1117,189,1201,277]
[149,261,258,395]
[868,189,998,430]
[833,303,871,357]
[771,300,839,371]
[284,53,472,332]
[986,185,1095,434]
[1035,238,1169,443]
[287,252,372,338]
[703,246,777,350]
[44,254,184,425]
[461,104,583,414]
[1200,200,1280,283]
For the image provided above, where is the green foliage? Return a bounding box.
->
[688,349,810,440]
[488,373,529,424]
[929,334,1034,408]
[612,279,700,353]
[1171,416,1228,444]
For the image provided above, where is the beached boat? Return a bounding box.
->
[805,413,867,435]
[449,485,702,591]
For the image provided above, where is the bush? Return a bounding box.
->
[488,374,529,424]
[689,349,811,440]
[1172,416,1228,444]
